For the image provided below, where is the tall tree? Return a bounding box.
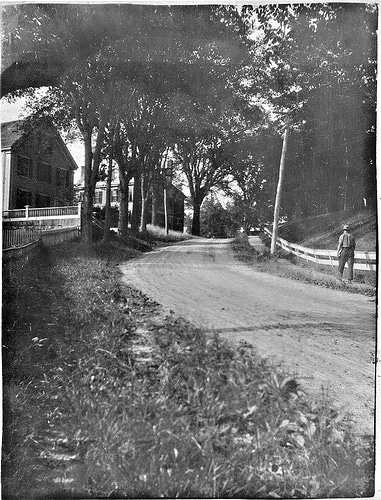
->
[113,120,137,239]
[227,131,281,231]
[168,65,260,235]
[5,4,254,243]
[242,3,377,221]
[173,129,234,236]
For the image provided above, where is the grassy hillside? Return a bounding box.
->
[278,209,377,251]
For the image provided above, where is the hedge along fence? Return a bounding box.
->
[264,228,376,272]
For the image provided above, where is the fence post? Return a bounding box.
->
[328,252,333,267]
[25,205,29,219]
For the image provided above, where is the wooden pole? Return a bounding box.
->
[164,184,168,235]
[271,126,289,255]
[161,148,170,235]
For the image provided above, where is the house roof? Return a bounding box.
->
[1,120,24,149]
[168,184,186,199]
[1,119,78,171]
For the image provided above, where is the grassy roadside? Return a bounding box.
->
[2,240,375,498]
[233,234,376,297]
[144,224,194,243]
[279,209,376,251]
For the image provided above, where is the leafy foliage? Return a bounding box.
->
[200,197,237,237]
[2,4,377,235]
[243,4,377,217]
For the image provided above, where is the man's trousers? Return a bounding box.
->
[338,248,354,280]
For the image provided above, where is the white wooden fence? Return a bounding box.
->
[3,204,81,221]
[264,228,376,272]
[2,204,82,250]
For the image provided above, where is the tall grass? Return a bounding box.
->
[2,241,374,498]
[144,224,193,243]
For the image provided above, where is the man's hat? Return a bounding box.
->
[343,224,350,230]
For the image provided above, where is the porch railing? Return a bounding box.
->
[3,204,81,221]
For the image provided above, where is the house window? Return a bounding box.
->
[16,188,32,209]
[37,161,52,184]
[36,193,50,208]
[17,155,32,178]
[56,168,70,188]
[94,191,103,204]
[111,189,119,203]
[44,144,53,156]
[56,168,63,186]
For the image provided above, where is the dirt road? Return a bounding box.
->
[121,238,376,436]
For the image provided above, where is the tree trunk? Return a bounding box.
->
[118,173,130,239]
[102,154,113,243]
[130,173,141,235]
[82,192,94,244]
[81,129,94,245]
[271,126,289,255]
[192,200,202,236]
[81,119,105,245]
[151,173,161,227]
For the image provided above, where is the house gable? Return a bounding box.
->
[1,120,78,210]
[1,120,24,150]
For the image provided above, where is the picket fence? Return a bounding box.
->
[264,228,376,272]
[3,204,81,250]
[2,227,41,249]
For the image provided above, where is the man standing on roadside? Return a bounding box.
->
[337,224,356,282]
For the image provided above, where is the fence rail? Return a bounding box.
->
[2,227,42,249]
[3,204,81,221]
[3,204,82,249]
[264,228,376,272]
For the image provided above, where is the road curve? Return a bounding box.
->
[120,238,376,436]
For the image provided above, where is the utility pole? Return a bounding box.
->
[271,125,290,255]
[164,181,169,235]
[163,158,172,235]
